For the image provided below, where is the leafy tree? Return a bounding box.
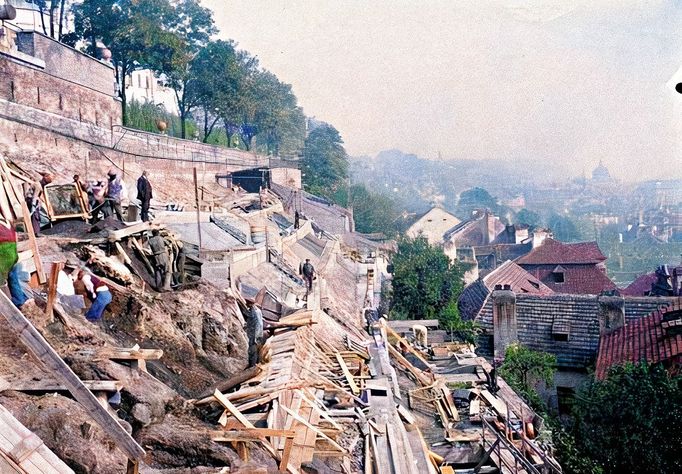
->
[499,344,556,397]
[457,187,498,217]
[160,0,217,138]
[390,237,465,329]
[548,213,583,242]
[569,363,682,474]
[67,0,177,123]
[302,123,349,199]
[347,184,399,236]
[516,208,541,229]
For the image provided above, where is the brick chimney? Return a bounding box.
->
[597,295,625,336]
[492,285,518,359]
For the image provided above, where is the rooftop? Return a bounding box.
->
[595,301,682,379]
[516,238,607,265]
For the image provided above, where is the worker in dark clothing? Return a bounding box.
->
[246,301,264,367]
[106,169,125,221]
[294,211,300,229]
[137,170,153,222]
[148,229,169,290]
[301,258,315,292]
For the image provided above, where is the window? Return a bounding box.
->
[552,271,565,283]
[557,387,575,415]
[552,333,569,342]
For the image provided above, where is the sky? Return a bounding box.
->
[204,0,682,181]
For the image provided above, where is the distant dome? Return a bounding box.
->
[592,161,611,181]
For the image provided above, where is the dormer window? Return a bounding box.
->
[552,318,571,341]
[552,265,566,283]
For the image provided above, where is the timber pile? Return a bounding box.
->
[71,221,193,291]
[0,156,45,284]
[381,320,563,474]
[196,310,356,473]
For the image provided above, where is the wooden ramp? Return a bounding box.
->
[0,403,74,474]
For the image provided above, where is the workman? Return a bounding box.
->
[246,300,264,367]
[148,229,170,290]
[301,258,315,292]
[105,169,126,221]
[136,170,153,222]
[0,220,28,308]
[90,180,107,222]
[78,270,112,322]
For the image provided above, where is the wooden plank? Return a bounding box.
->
[470,399,481,418]
[480,390,508,418]
[279,404,346,453]
[335,353,360,395]
[397,404,416,425]
[210,428,296,441]
[1,380,122,393]
[0,292,144,460]
[45,262,63,323]
[107,222,154,242]
[19,197,46,284]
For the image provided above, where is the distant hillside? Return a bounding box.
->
[350,149,567,212]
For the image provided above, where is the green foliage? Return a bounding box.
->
[568,362,682,474]
[439,302,478,344]
[125,99,197,138]
[390,237,465,330]
[548,213,583,242]
[348,184,400,236]
[302,124,349,199]
[516,208,541,229]
[499,344,556,411]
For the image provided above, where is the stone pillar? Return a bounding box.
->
[597,295,625,336]
[492,285,518,359]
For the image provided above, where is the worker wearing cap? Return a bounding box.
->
[246,300,264,367]
[105,169,126,221]
[0,219,27,308]
[136,170,153,222]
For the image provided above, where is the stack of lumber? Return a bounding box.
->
[0,403,75,473]
[196,310,354,473]
[0,156,45,283]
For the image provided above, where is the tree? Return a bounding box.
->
[347,184,399,236]
[159,0,216,138]
[569,363,682,474]
[548,213,582,242]
[499,344,556,396]
[457,187,499,217]
[390,237,466,329]
[516,208,541,229]
[68,0,177,123]
[301,123,349,200]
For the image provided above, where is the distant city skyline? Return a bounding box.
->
[205,0,682,181]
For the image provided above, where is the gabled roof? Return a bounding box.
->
[596,300,682,379]
[475,294,673,368]
[457,260,553,321]
[516,238,607,265]
[620,272,657,296]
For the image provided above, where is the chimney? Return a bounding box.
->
[597,295,625,336]
[492,287,518,359]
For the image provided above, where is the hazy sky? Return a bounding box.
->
[205,0,682,181]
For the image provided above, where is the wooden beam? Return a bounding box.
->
[335,353,360,396]
[107,221,154,242]
[279,404,346,453]
[19,196,45,284]
[0,292,144,460]
[210,428,297,441]
[45,262,63,323]
[1,379,122,393]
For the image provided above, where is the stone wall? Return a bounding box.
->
[0,52,121,127]
[15,32,116,96]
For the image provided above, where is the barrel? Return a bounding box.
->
[250,225,266,244]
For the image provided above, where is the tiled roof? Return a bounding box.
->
[595,300,682,379]
[475,294,675,369]
[515,238,607,265]
[457,260,553,321]
[620,272,657,296]
[520,264,617,295]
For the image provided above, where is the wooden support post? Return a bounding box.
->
[45,261,63,322]
[193,167,202,254]
[126,459,139,474]
[19,197,46,284]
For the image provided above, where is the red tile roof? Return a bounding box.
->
[521,265,617,295]
[516,238,607,265]
[595,300,682,379]
[482,260,554,295]
[620,272,657,296]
